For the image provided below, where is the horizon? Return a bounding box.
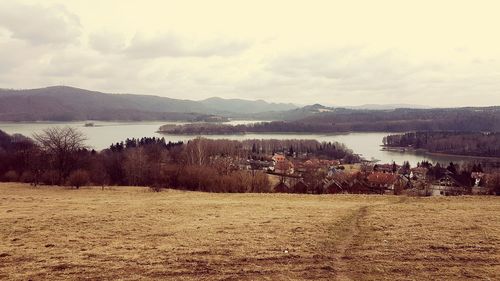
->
[1,1,500,107]
[1,84,493,109]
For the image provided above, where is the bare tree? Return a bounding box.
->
[487,173,500,195]
[33,127,88,184]
[67,169,90,189]
[123,147,153,186]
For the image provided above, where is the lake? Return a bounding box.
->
[0,121,488,166]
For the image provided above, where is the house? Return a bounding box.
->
[471,172,485,187]
[274,159,294,174]
[247,159,273,171]
[274,181,290,193]
[291,181,309,193]
[430,174,466,196]
[324,179,344,194]
[410,167,428,180]
[272,153,286,164]
[366,172,398,194]
[470,172,487,194]
[271,154,295,174]
[327,172,375,194]
[348,180,373,194]
[374,163,399,173]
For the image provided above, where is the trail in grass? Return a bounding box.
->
[331,205,368,281]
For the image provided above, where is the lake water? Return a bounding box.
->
[0,121,489,166]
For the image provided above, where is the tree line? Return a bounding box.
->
[0,127,358,192]
[159,107,500,134]
[383,132,500,158]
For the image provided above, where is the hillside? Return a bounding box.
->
[1,183,498,280]
[200,97,297,114]
[159,107,500,136]
[248,104,336,121]
[298,107,500,131]
[0,86,295,121]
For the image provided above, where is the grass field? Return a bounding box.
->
[0,183,499,280]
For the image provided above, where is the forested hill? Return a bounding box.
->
[0,86,296,121]
[383,132,500,158]
[199,97,296,114]
[159,107,500,134]
[297,107,500,132]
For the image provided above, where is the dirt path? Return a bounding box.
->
[332,206,368,281]
[331,198,409,280]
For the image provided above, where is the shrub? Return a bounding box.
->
[3,170,19,182]
[251,171,271,193]
[41,170,59,185]
[67,170,90,189]
[19,171,34,183]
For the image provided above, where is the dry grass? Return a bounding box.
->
[0,183,498,280]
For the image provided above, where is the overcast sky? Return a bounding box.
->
[1,0,499,106]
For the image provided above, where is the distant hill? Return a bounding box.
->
[249,103,434,121]
[0,86,211,121]
[200,97,296,114]
[343,104,431,110]
[246,104,336,121]
[0,86,295,121]
[159,107,500,135]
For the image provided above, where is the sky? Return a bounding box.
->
[0,0,499,107]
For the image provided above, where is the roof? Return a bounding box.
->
[434,174,463,187]
[274,182,290,192]
[411,167,428,173]
[367,172,397,185]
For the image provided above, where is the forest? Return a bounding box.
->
[383,132,500,158]
[159,107,500,134]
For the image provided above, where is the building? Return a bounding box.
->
[291,181,309,193]
[367,172,398,194]
[410,167,428,180]
[274,181,290,193]
[272,153,294,174]
[430,174,465,196]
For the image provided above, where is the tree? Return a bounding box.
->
[123,147,151,186]
[89,160,109,189]
[251,171,271,192]
[392,161,398,173]
[3,170,19,182]
[33,127,88,184]
[487,173,500,195]
[67,169,90,189]
[447,162,457,175]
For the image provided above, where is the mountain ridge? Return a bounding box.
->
[0,86,296,121]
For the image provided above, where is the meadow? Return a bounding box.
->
[0,183,498,280]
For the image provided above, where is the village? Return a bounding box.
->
[240,151,493,196]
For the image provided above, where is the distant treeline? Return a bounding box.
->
[0,128,358,192]
[383,132,500,158]
[159,107,500,134]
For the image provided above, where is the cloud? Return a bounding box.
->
[124,33,250,58]
[0,2,81,46]
[265,48,431,99]
[0,1,499,107]
[89,31,126,54]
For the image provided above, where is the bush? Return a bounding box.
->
[19,171,34,183]
[41,170,59,185]
[251,171,271,193]
[3,170,19,182]
[67,170,90,189]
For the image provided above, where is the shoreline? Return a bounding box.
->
[381,146,500,161]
